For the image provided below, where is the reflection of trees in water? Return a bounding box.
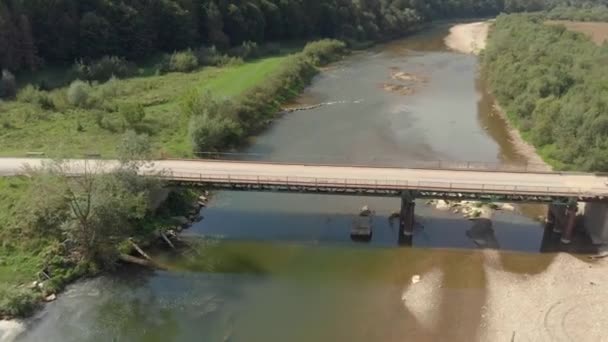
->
[91,272,243,342]
[94,292,180,342]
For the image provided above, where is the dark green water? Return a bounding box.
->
[15,25,557,342]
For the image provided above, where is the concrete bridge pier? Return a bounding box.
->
[561,203,579,244]
[547,201,579,244]
[584,202,608,245]
[399,191,416,238]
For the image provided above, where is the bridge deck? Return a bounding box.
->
[2,158,608,202]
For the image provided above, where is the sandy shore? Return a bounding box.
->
[445,22,490,55]
[403,252,608,341]
[481,252,608,341]
[0,320,25,342]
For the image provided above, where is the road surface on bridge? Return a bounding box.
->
[1,158,608,199]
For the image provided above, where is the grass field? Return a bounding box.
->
[0,177,44,317]
[0,55,288,158]
[546,20,608,45]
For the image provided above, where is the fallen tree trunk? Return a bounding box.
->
[119,254,167,270]
[160,231,176,250]
[129,239,153,261]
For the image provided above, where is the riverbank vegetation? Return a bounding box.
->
[483,14,608,171]
[0,39,345,157]
[0,150,200,318]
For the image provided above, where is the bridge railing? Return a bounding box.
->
[192,152,553,173]
[146,171,608,198]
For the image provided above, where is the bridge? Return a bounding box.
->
[3,157,608,243]
[2,158,608,201]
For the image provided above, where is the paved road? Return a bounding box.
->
[2,158,608,197]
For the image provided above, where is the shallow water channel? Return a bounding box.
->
[16,25,560,342]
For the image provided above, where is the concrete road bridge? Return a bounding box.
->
[2,157,608,243]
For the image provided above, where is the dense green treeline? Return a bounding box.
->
[1,0,604,73]
[483,14,608,171]
[547,4,608,20]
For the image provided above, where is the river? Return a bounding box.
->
[14,24,559,342]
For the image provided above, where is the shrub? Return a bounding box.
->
[67,80,92,107]
[49,91,70,111]
[17,85,55,110]
[0,70,17,99]
[0,286,39,317]
[196,46,222,66]
[96,76,123,99]
[117,130,152,162]
[302,39,347,66]
[229,41,260,60]
[189,114,242,151]
[168,49,199,72]
[74,56,137,82]
[119,102,145,127]
[185,92,243,151]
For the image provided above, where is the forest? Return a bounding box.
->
[1,0,606,73]
[483,13,608,171]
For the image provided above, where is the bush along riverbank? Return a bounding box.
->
[185,39,347,153]
[482,14,608,172]
[0,152,204,320]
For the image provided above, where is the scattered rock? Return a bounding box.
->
[411,275,421,284]
[435,200,450,211]
[389,211,401,219]
[360,205,372,217]
[199,195,208,203]
[44,293,56,302]
[500,203,516,211]
[391,71,419,82]
[27,281,38,289]
[453,209,460,214]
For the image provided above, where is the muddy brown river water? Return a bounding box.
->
[14,24,565,342]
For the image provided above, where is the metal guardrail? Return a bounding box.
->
[147,171,608,198]
[7,151,560,173]
[192,152,553,173]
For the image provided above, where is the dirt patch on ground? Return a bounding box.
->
[547,20,608,45]
[445,22,490,55]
